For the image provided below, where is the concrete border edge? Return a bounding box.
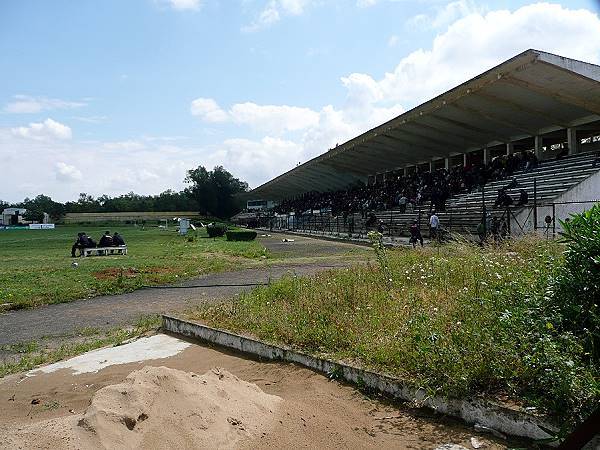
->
[162,314,556,442]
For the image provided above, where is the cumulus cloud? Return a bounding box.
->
[377,2,600,106]
[4,95,86,114]
[102,140,146,151]
[190,98,229,123]
[11,119,72,141]
[409,0,480,29]
[242,0,312,32]
[55,162,82,183]
[168,0,201,10]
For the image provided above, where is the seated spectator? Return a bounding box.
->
[113,232,125,246]
[556,146,569,160]
[516,189,529,206]
[504,177,518,190]
[98,231,113,247]
[71,232,90,257]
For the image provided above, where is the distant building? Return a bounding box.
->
[1,208,27,226]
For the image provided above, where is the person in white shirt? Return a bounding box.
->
[429,212,440,241]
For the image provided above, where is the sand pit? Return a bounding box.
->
[1,366,281,449]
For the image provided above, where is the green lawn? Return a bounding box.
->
[0,225,268,309]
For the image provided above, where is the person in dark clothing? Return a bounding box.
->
[71,232,89,257]
[516,189,529,206]
[113,232,125,246]
[365,212,377,229]
[556,146,568,160]
[98,231,113,247]
[504,177,518,190]
[409,220,423,248]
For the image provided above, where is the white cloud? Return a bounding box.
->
[73,115,107,124]
[374,3,600,106]
[357,0,377,7]
[102,140,146,151]
[190,98,229,123]
[55,162,83,183]
[409,0,479,29]
[11,118,72,141]
[168,0,201,11]
[242,0,311,32]
[388,35,399,48]
[207,136,305,183]
[4,95,86,114]
[230,103,320,133]
[191,98,320,134]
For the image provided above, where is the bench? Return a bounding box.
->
[82,246,128,257]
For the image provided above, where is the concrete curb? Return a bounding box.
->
[162,315,556,442]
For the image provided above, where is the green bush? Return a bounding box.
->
[555,204,600,361]
[206,223,227,238]
[226,229,257,241]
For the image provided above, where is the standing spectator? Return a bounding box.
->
[398,193,408,213]
[409,220,423,248]
[429,211,440,241]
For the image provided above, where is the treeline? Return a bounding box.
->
[1,166,249,221]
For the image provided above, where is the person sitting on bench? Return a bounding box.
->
[71,232,89,257]
[98,231,113,247]
[112,232,125,246]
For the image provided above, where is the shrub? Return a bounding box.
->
[206,223,227,238]
[226,229,257,241]
[554,204,600,361]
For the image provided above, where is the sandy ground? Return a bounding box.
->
[0,334,520,450]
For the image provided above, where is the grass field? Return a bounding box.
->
[0,225,269,309]
[193,236,599,428]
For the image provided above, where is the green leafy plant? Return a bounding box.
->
[207,223,228,237]
[226,229,257,241]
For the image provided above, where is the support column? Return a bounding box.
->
[535,135,543,159]
[506,142,515,155]
[429,161,433,172]
[567,128,578,155]
[463,153,468,167]
[483,147,490,166]
[444,157,450,170]
[403,167,408,177]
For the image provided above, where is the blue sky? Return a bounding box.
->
[1,0,599,202]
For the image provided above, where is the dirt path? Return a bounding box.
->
[0,234,368,346]
[0,334,521,449]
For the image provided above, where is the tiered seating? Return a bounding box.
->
[369,153,599,236]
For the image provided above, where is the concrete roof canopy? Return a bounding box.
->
[248,49,600,201]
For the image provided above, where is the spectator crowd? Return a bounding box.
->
[275,150,538,216]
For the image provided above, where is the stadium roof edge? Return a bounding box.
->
[245,49,600,201]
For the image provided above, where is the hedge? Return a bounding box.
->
[226,230,257,241]
[206,223,227,237]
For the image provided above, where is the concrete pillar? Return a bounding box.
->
[567,128,578,155]
[483,147,490,165]
[506,142,515,155]
[463,153,468,167]
[403,167,408,177]
[429,161,433,172]
[535,135,543,158]
[444,157,450,170]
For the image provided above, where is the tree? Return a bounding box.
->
[0,199,9,212]
[21,195,65,221]
[185,166,248,218]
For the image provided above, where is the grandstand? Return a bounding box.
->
[241,49,600,239]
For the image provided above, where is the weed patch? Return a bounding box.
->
[193,236,599,428]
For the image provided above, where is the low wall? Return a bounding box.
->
[162,315,557,442]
